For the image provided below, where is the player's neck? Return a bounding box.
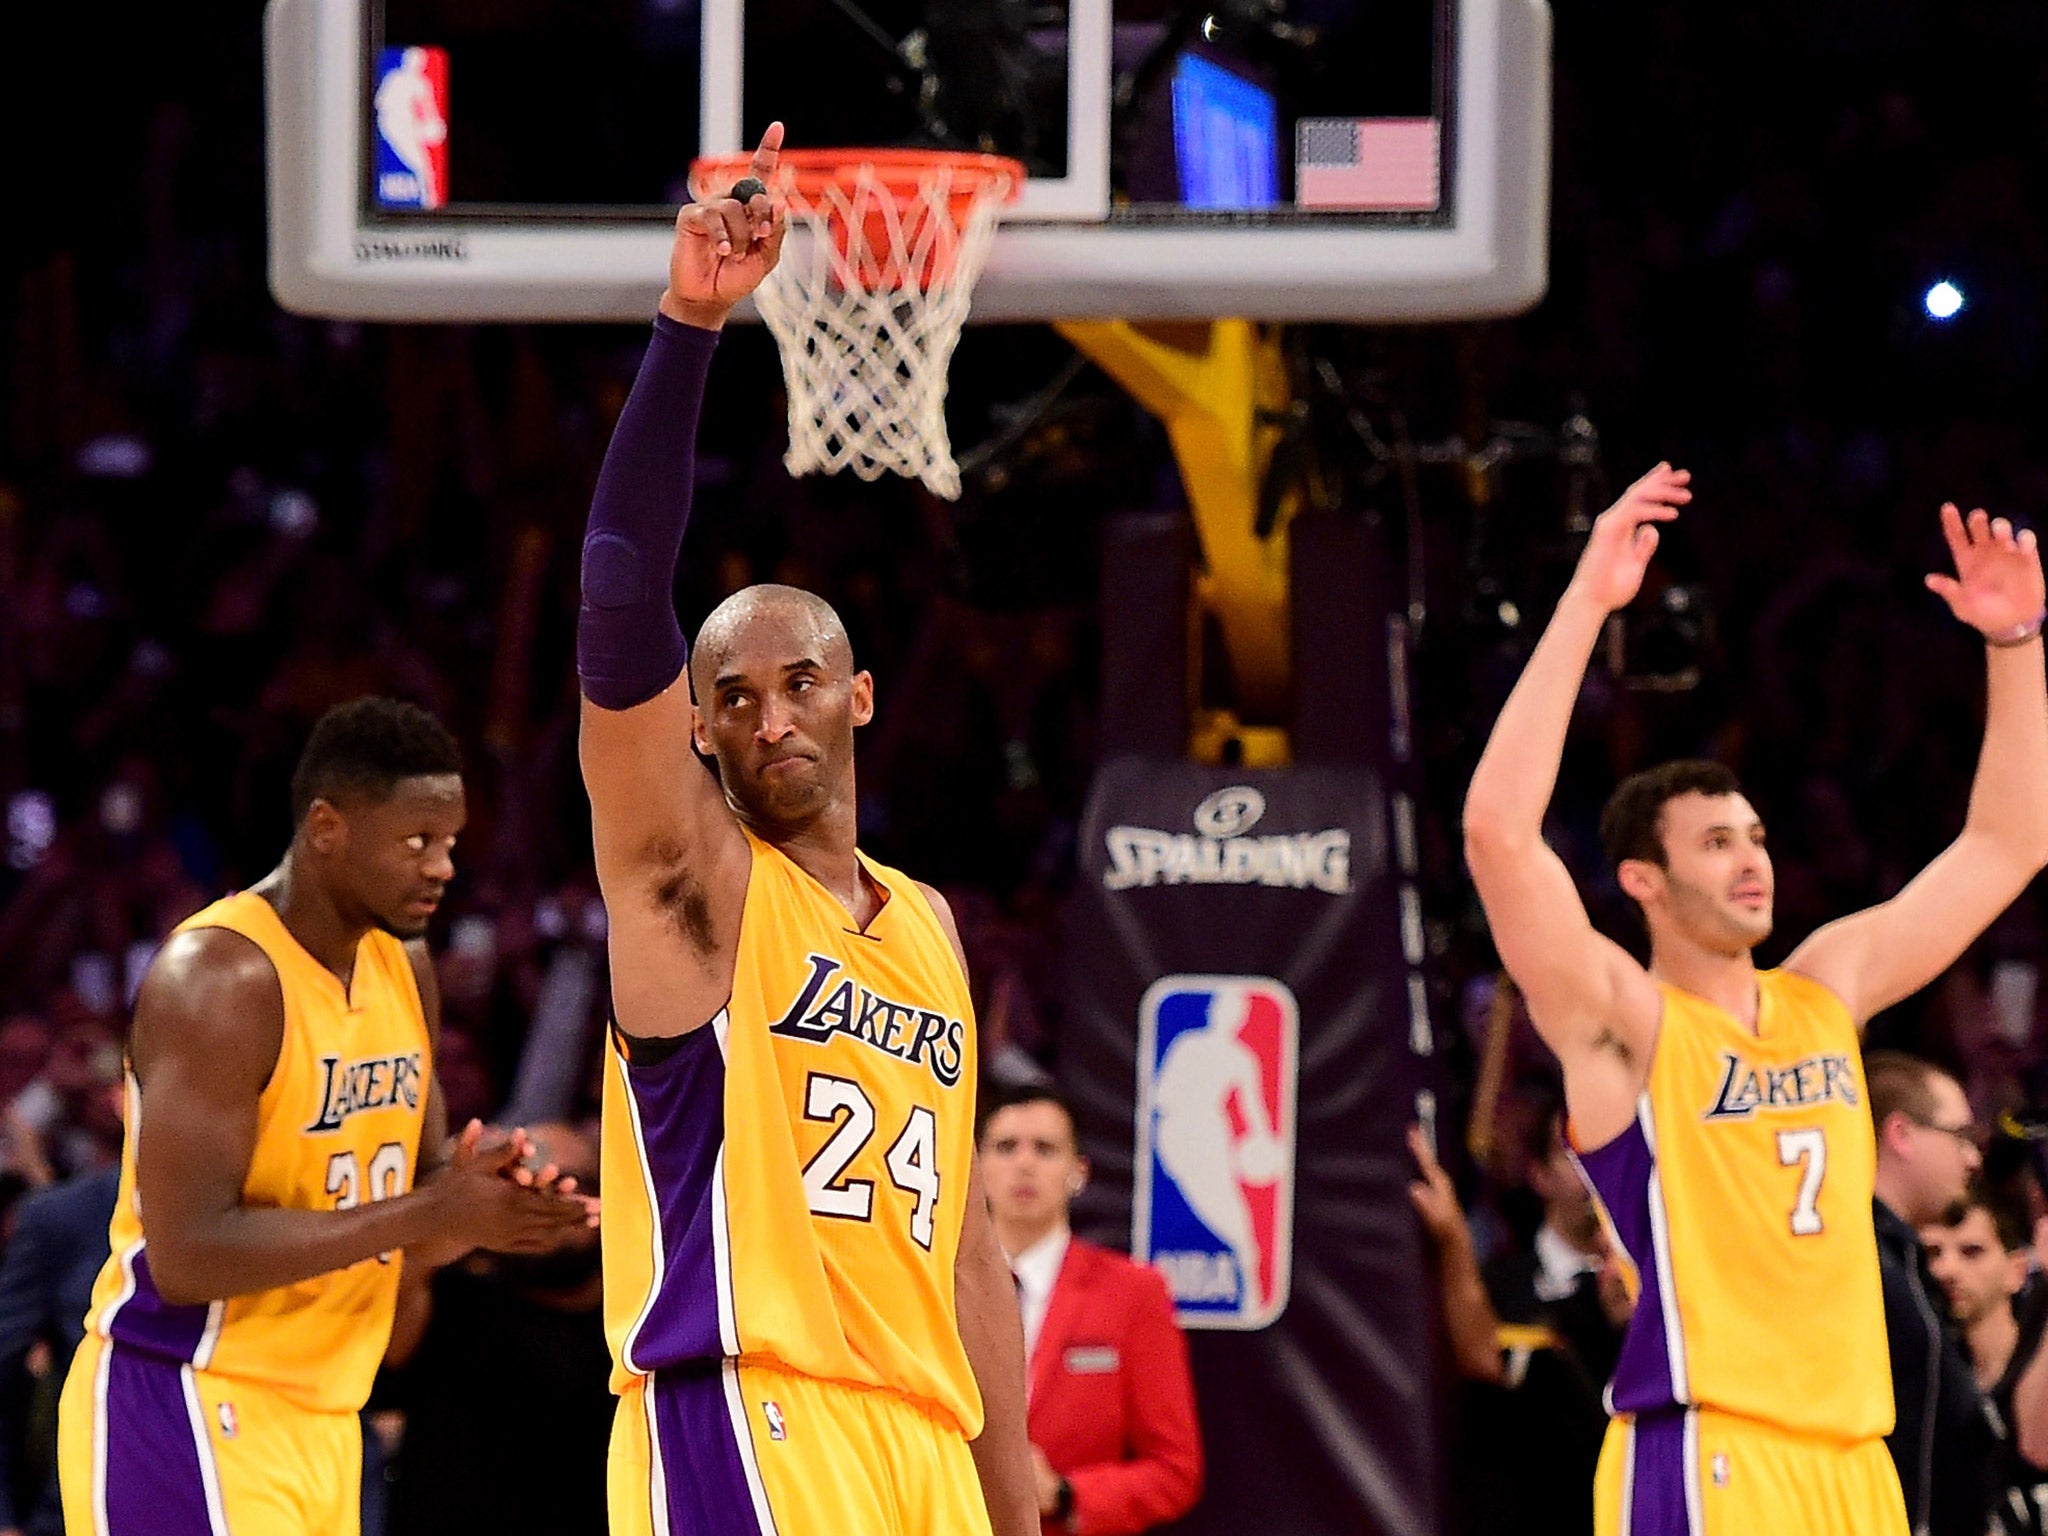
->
[1968,1303,2020,1390]
[1647,937,1760,1030]
[255,855,370,985]
[754,801,874,923]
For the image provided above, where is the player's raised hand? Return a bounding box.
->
[1567,463,1692,615]
[1924,503,2047,643]
[662,121,788,327]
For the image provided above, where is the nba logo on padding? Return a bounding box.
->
[1134,975,1298,1329]
[372,47,450,210]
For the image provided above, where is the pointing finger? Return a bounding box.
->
[751,120,785,180]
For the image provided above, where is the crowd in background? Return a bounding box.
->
[8,0,2048,1530]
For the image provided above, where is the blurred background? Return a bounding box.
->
[6,1,2048,1531]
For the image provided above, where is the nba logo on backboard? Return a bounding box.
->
[373,47,449,210]
[1134,975,1298,1330]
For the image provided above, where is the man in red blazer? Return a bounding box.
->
[980,1084,1204,1535]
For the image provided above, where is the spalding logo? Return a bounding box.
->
[1191,786,1267,839]
[1103,785,1351,895]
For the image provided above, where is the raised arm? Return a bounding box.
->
[577,124,787,1039]
[1462,468,1688,1093]
[133,930,591,1306]
[1786,506,2048,1023]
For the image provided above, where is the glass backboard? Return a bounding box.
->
[267,0,1548,322]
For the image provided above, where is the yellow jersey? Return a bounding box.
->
[1573,968,1891,1440]
[80,891,429,1414]
[601,832,984,1437]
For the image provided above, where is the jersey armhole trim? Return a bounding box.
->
[613,1009,730,1070]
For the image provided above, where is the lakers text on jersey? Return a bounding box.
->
[601,833,988,1536]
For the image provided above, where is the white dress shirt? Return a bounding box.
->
[1533,1221,1603,1303]
[1009,1225,1072,1365]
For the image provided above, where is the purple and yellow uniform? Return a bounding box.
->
[56,892,428,1536]
[1572,968,1908,1536]
[603,832,989,1536]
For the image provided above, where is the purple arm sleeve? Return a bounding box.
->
[576,314,720,710]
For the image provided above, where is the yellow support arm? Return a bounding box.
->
[1056,319,1296,723]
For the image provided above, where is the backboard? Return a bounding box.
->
[266,0,1548,323]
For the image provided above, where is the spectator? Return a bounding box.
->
[1408,1124,1507,1388]
[381,1121,609,1536]
[0,1156,119,1536]
[1870,1050,1996,1536]
[1922,1183,2048,1535]
[1412,1123,1607,1536]
[979,1084,1202,1535]
[1482,1108,1630,1390]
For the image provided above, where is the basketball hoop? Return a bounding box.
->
[688,150,1023,500]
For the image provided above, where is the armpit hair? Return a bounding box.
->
[641,835,716,957]
[1590,1025,1636,1066]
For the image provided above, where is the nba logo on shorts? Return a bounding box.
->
[763,1402,787,1442]
[1133,975,1298,1330]
[373,47,450,210]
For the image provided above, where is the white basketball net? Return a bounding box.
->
[753,161,1014,500]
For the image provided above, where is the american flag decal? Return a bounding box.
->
[1295,118,1440,211]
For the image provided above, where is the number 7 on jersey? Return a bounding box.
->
[1776,1126,1827,1236]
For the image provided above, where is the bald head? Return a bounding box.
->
[690,584,853,699]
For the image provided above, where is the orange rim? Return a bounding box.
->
[689,149,1025,205]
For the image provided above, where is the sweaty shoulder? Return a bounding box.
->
[131,926,287,1089]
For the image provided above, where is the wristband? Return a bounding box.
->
[1984,611,2048,649]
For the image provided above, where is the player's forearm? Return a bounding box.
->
[956,1244,1040,1536]
[1463,587,1608,848]
[146,1189,450,1306]
[1962,636,2048,866]
[576,316,719,711]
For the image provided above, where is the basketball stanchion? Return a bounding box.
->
[688,150,1024,499]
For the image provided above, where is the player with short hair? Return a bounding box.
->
[53,694,596,1536]
[1464,468,2048,1535]
[575,124,1039,1536]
